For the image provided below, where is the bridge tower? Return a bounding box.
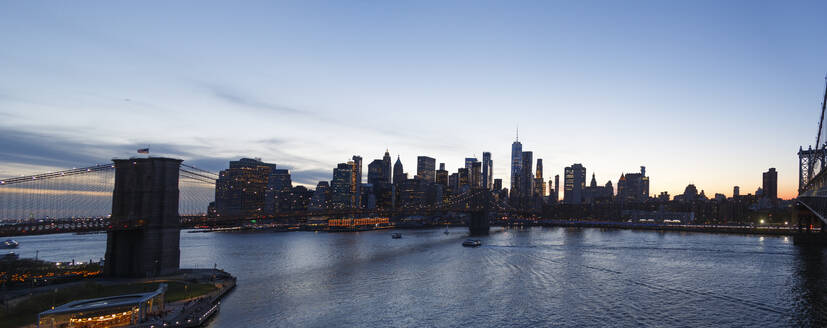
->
[104,157,182,278]
[467,190,492,235]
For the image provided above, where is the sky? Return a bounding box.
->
[1,1,826,200]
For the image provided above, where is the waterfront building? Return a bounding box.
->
[309,181,330,209]
[564,163,586,204]
[215,158,276,217]
[393,156,404,185]
[482,152,493,190]
[331,162,354,208]
[38,284,167,328]
[417,156,436,183]
[617,166,650,202]
[264,168,292,214]
[763,168,777,200]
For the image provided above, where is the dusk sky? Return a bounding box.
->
[2,1,827,199]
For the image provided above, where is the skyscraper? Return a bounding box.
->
[535,158,545,197]
[416,156,436,183]
[564,163,586,204]
[471,161,482,188]
[382,150,392,185]
[733,186,740,198]
[510,138,523,200]
[482,152,493,190]
[617,166,649,202]
[436,163,449,187]
[763,168,777,200]
[554,174,560,201]
[367,159,385,185]
[521,151,534,199]
[350,156,362,208]
[393,155,405,185]
[493,179,502,191]
[331,162,354,208]
[215,158,276,217]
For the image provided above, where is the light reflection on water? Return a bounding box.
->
[10,227,827,327]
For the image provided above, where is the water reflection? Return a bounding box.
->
[792,246,827,326]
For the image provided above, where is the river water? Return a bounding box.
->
[9,227,827,327]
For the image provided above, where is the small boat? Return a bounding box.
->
[1,239,19,249]
[462,239,481,247]
[391,233,402,239]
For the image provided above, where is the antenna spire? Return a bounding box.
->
[516,124,519,141]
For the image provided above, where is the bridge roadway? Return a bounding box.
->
[0,206,537,237]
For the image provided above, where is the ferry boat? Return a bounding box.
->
[462,239,481,247]
[1,239,18,249]
[391,233,402,239]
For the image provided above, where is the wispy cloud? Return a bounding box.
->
[203,83,318,117]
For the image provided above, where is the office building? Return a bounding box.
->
[763,168,777,200]
[564,163,586,204]
[482,152,493,190]
[617,166,650,202]
[417,156,436,183]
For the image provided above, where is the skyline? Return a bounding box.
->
[3,1,827,199]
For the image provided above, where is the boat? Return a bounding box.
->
[391,233,402,239]
[1,239,19,249]
[462,239,481,247]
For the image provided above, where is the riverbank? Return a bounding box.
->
[530,219,809,236]
[0,268,236,328]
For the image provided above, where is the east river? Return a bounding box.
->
[10,227,827,327]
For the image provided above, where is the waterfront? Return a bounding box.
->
[9,227,827,327]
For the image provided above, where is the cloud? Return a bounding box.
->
[203,83,316,116]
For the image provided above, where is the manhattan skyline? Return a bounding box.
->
[3,1,827,199]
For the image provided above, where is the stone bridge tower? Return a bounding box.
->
[104,157,182,278]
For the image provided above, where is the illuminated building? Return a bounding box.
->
[215,158,275,217]
[417,156,436,183]
[617,166,650,202]
[265,169,292,214]
[331,163,354,208]
[564,163,586,204]
[482,152,493,190]
[436,163,449,187]
[535,158,545,197]
[471,162,482,188]
[38,284,166,328]
[310,181,330,209]
[328,217,390,227]
[351,156,362,208]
